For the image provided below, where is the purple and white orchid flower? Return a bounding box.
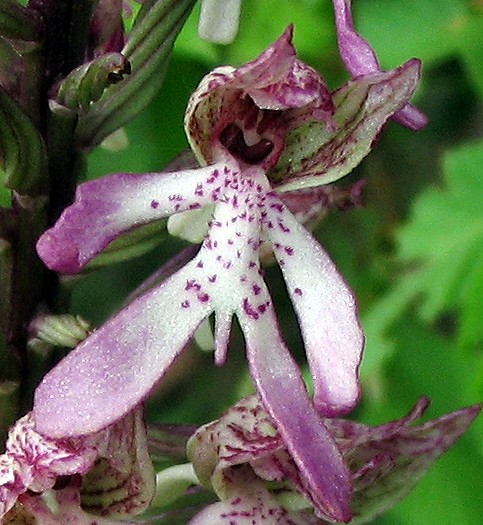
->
[332,0,428,131]
[35,26,421,522]
[187,395,481,525]
[0,407,154,524]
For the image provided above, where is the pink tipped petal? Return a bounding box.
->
[241,308,351,523]
[265,202,363,415]
[332,0,380,76]
[274,60,422,191]
[392,102,428,131]
[325,400,481,523]
[34,260,213,438]
[332,0,427,131]
[37,164,224,273]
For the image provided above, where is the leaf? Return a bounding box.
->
[456,11,483,97]
[0,88,47,194]
[0,0,40,41]
[396,140,483,347]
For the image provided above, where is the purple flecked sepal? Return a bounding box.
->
[0,407,154,522]
[188,396,481,525]
[331,0,428,131]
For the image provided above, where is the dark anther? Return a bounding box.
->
[219,123,273,165]
[107,59,132,84]
[244,139,274,164]
[52,475,73,490]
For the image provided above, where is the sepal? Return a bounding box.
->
[272,60,422,190]
[53,53,131,112]
[76,0,197,147]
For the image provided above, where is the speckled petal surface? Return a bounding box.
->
[274,60,422,191]
[266,202,363,416]
[331,0,427,131]
[34,260,213,437]
[242,308,351,523]
[188,468,303,525]
[37,163,225,273]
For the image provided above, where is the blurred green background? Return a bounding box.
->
[72,0,482,523]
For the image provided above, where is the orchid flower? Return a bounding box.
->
[35,26,421,521]
[332,0,428,131]
[0,407,154,524]
[187,395,481,525]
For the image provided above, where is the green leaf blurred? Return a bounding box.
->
[396,140,483,348]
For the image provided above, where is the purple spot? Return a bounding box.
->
[240,275,247,283]
[294,287,303,296]
[185,279,201,291]
[228,239,234,245]
[248,261,257,269]
[284,246,294,256]
[270,202,284,213]
[208,274,217,283]
[198,293,210,303]
[195,183,204,196]
[243,298,259,320]
[169,194,184,201]
[258,303,267,314]
[189,202,201,210]
[278,222,290,233]
[197,260,204,268]
[181,300,190,308]
[223,261,232,269]
[252,284,261,296]
[150,200,159,209]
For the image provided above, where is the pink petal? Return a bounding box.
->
[6,413,98,492]
[331,0,427,131]
[241,307,351,523]
[186,27,333,164]
[0,456,25,519]
[265,201,363,415]
[37,163,225,273]
[34,260,213,438]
